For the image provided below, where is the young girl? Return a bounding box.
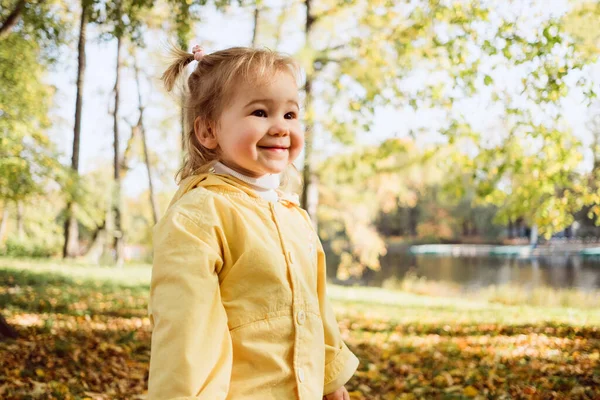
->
[148,46,359,400]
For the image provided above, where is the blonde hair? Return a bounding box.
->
[162,46,303,193]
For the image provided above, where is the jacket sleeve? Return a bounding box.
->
[316,242,360,395]
[148,209,232,400]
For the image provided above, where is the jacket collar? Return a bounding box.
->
[170,173,300,209]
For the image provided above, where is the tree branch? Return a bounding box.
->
[0,0,26,39]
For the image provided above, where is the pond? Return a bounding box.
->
[357,253,600,291]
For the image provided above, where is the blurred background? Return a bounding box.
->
[1,0,600,398]
[3,0,600,294]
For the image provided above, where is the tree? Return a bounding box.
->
[295,0,493,224]
[0,18,64,336]
[563,1,600,60]
[0,0,65,44]
[133,49,160,225]
[300,0,317,225]
[63,0,91,258]
[96,0,217,263]
[0,0,25,38]
[251,0,261,47]
[0,313,18,340]
[112,32,125,266]
[439,7,600,238]
[318,138,437,277]
[0,33,61,219]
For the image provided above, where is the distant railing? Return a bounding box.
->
[410,240,600,257]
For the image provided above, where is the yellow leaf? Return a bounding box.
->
[35,368,45,377]
[463,385,479,397]
[348,391,364,400]
[398,394,416,400]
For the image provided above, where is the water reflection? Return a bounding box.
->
[359,253,600,291]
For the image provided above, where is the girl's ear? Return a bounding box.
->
[194,117,218,149]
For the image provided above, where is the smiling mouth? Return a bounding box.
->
[258,146,289,152]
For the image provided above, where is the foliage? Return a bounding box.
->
[91,0,222,45]
[0,259,598,399]
[91,0,156,43]
[462,126,596,237]
[123,191,156,246]
[286,0,600,275]
[295,0,599,243]
[438,5,600,237]
[0,196,63,257]
[164,0,210,47]
[319,138,465,277]
[0,33,64,204]
[298,0,492,144]
[0,237,59,258]
[68,169,112,235]
[318,139,428,277]
[563,1,600,60]
[377,187,504,242]
[0,0,69,60]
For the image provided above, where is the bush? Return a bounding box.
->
[0,237,60,258]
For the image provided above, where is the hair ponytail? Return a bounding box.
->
[161,47,194,92]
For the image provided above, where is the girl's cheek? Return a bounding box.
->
[237,132,259,150]
[293,132,305,149]
[289,140,304,162]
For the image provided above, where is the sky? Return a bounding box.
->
[46,0,598,199]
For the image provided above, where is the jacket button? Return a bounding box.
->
[297,367,305,383]
[297,310,306,325]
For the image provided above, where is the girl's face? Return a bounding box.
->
[206,71,304,178]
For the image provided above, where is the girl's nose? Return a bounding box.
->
[268,123,289,136]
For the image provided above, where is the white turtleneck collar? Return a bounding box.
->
[212,162,280,203]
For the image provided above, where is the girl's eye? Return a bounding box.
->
[284,112,297,120]
[252,110,267,117]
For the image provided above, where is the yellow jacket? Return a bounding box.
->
[148,173,359,400]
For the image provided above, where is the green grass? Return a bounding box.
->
[328,284,600,327]
[0,257,151,286]
[1,256,599,324]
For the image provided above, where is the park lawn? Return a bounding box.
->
[0,258,598,400]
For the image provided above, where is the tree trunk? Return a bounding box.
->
[301,0,318,228]
[251,5,260,47]
[120,124,139,176]
[0,0,25,39]
[83,220,107,265]
[0,313,18,340]
[16,201,24,239]
[63,0,88,258]
[0,207,8,242]
[409,206,418,237]
[133,51,160,225]
[112,35,124,267]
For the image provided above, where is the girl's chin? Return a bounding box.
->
[256,161,289,174]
